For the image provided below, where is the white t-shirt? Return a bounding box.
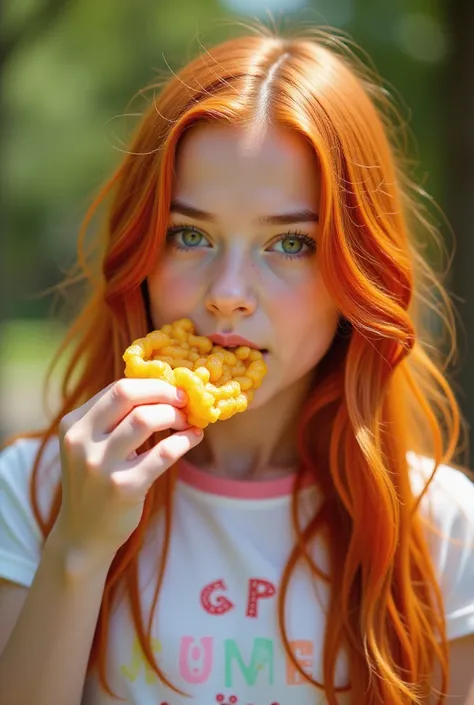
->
[0,437,473,705]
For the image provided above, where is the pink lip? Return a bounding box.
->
[208,333,264,350]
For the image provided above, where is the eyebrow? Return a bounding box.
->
[170,199,319,225]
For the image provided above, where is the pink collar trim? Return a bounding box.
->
[178,458,315,500]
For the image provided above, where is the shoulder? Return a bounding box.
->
[0,436,61,586]
[0,435,60,476]
[407,451,474,641]
[407,450,474,526]
[0,436,61,518]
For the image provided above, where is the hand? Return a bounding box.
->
[53,378,203,566]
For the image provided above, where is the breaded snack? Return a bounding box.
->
[122,318,267,428]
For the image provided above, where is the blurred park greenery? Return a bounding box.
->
[1,0,469,439]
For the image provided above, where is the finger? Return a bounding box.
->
[60,380,117,430]
[106,404,191,460]
[120,427,204,492]
[83,378,188,434]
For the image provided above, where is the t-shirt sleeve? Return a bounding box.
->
[0,437,61,587]
[409,451,474,641]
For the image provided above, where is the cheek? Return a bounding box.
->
[147,262,200,325]
[268,274,339,369]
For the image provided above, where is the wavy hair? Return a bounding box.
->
[8,26,467,704]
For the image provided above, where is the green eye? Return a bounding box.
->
[166,225,210,250]
[281,236,304,254]
[270,231,316,260]
[181,229,203,246]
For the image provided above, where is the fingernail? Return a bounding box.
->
[177,389,187,401]
[193,427,203,436]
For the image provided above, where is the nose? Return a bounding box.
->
[205,252,257,320]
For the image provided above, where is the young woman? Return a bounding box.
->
[0,27,473,705]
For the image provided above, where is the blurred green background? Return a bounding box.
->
[1,0,473,459]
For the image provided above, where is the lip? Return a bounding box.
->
[208,333,266,351]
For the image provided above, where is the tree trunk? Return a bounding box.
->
[444,0,474,466]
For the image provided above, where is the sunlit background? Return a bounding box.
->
[1,0,473,460]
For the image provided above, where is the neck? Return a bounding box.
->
[184,373,313,480]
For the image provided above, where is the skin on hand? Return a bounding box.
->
[54,378,204,560]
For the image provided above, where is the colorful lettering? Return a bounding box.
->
[119,635,162,684]
[246,578,276,618]
[179,636,213,683]
[286,639,314,684]
[201,579,235,615]
[224,638,274,687]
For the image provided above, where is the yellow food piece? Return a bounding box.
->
[122,318,267,428]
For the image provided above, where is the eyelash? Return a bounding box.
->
[165,223,317,260]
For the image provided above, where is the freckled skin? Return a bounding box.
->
[147,123,340,473]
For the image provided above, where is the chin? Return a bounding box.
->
[249,366,316,412]
[245,380,288,411]
[246,387,271,411]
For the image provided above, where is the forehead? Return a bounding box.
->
[173,122,321,210]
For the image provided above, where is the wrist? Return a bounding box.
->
[45,523,115,583]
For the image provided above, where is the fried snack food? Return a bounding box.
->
[122,318,267,429]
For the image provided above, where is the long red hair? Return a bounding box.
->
[7,27,467,704]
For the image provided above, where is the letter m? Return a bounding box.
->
[224,638,274,687]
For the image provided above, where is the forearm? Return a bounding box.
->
[0,528,112,705]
